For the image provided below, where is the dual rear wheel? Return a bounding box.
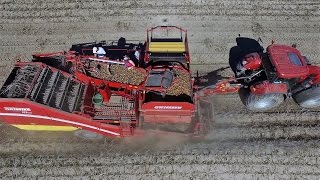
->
[239,86,320,112]
[239,88,284,112]
[292,86,320,108]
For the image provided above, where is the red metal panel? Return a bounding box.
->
[141,102,195,111]
[143,114,192,124]
[140,102,194,124]
[75,71,91,84]
[267,45,308,78]
[243,53,262,70]
[307,65,320,84]
[0,99,122,137]
[32,51,65,58]
[199,78,241,96]
[250,81,288,95]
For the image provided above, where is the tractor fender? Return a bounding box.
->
[243,52,262,70]
[308,65,320,84]
[250,81,287,95]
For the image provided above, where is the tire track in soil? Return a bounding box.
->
[0,0,320,178]
[2,141,320,178]
[0,0,319,65]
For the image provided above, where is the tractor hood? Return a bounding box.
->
[267,45,309,79]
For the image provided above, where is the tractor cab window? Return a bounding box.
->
[288,53,303,66]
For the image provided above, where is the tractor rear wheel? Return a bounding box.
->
[293,86,320,108]
[239,88,284,111]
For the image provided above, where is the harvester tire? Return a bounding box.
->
[74,129,103,140]
[239,88,284,112]
[293,86,320,108]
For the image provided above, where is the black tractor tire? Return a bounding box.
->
[239,88,284,112]
[293,86,320,108]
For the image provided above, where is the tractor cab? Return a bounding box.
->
[267,44,309,79]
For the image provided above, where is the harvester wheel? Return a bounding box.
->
[239,88,284,111]
[74,129,103,140]
[293,86,320,108]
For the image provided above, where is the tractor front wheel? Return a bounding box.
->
[293,86,320,108]
[239,88,284,112]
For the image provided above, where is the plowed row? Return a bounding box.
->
[0,0,320,178]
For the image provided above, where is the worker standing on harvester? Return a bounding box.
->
[123,55,135,70]
[134,47,141,66]
[93,46,106,58]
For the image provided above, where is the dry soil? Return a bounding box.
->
[0,0,320,179]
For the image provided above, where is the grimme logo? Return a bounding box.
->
[154,106,182,110]
[4,107,32,114]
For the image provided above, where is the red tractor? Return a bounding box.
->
[228,37,320,111]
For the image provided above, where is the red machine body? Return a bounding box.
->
[0,99,122,137]
[243,53,262,70]
[227,37,320,111]
[0,26,209,138]
[268,46,320,86]
[0,62,123,137]
[2,28,319,138]
[250,81,288,95]
[267,45,309,79]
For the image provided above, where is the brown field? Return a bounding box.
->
[0,0,320,179]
